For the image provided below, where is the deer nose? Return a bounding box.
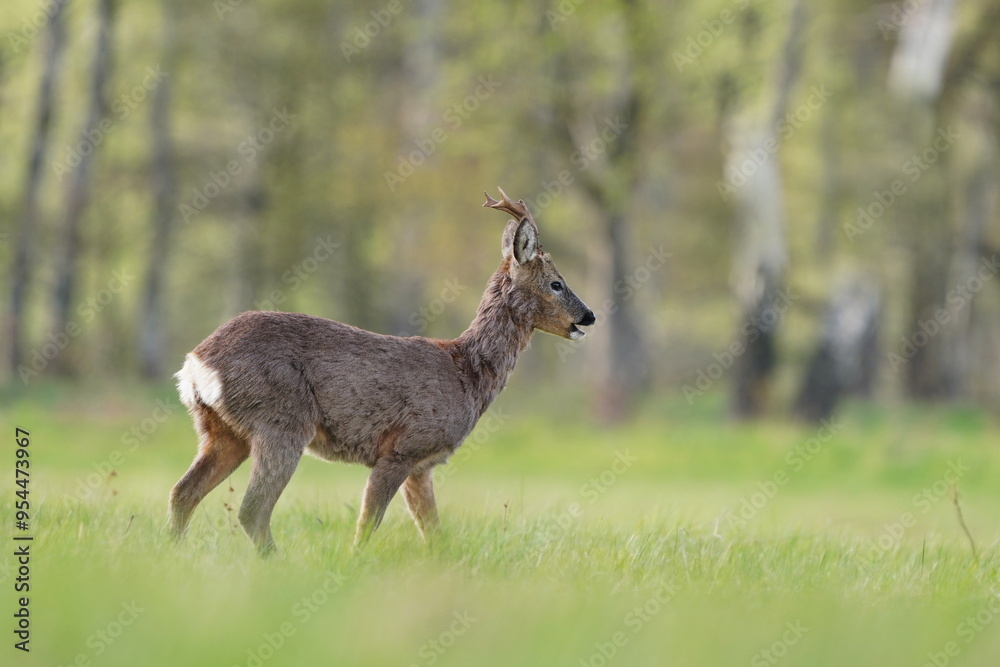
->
[578,310,596,327]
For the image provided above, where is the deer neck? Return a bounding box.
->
[455,268,534,414]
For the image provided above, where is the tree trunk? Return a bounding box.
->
[4,3,67,380]
[888,0,957,399]
[382,0,443,336]
[138,0,178,379]
[49,0,115,376]
[730,259,783,418]
[947,93,998,399]
[225,183,266,316]
[586,0,650,422]
[898,130,953,398]
[933,0,1000,403]
[0,48,6,117]
[339,209,381,332]
[597,209,650,421]
[537,0,653,422]
[813,107,841,263]
[795,278,881,422]
[727,0,806,418]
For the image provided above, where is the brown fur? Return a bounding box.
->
[168,404,250,536]
[376,425,406,460]
[168,191,594,554]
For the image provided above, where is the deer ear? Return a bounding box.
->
[501,219,518,261]
[508,218,537,265]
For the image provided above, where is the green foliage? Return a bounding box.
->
[3,0,1000,407]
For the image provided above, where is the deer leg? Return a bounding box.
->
[238,432,309,556]
[354,458,412,547]
[169,407,249,538]
[402,468,439,541]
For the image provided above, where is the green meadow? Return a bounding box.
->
[3,384,999,667]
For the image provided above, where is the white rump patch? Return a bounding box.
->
[175,353,224,410]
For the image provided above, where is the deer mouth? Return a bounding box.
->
[568,310,596,340]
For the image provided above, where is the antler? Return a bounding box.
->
[483,187,538,232]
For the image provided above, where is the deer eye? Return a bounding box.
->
[550,281,564,292]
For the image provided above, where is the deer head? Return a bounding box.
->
[483,187,596,340]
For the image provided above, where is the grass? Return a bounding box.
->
[3,382,1000,666]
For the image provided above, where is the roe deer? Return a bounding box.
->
[169,188,595,554]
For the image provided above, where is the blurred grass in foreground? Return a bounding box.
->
[2,383,999,666]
